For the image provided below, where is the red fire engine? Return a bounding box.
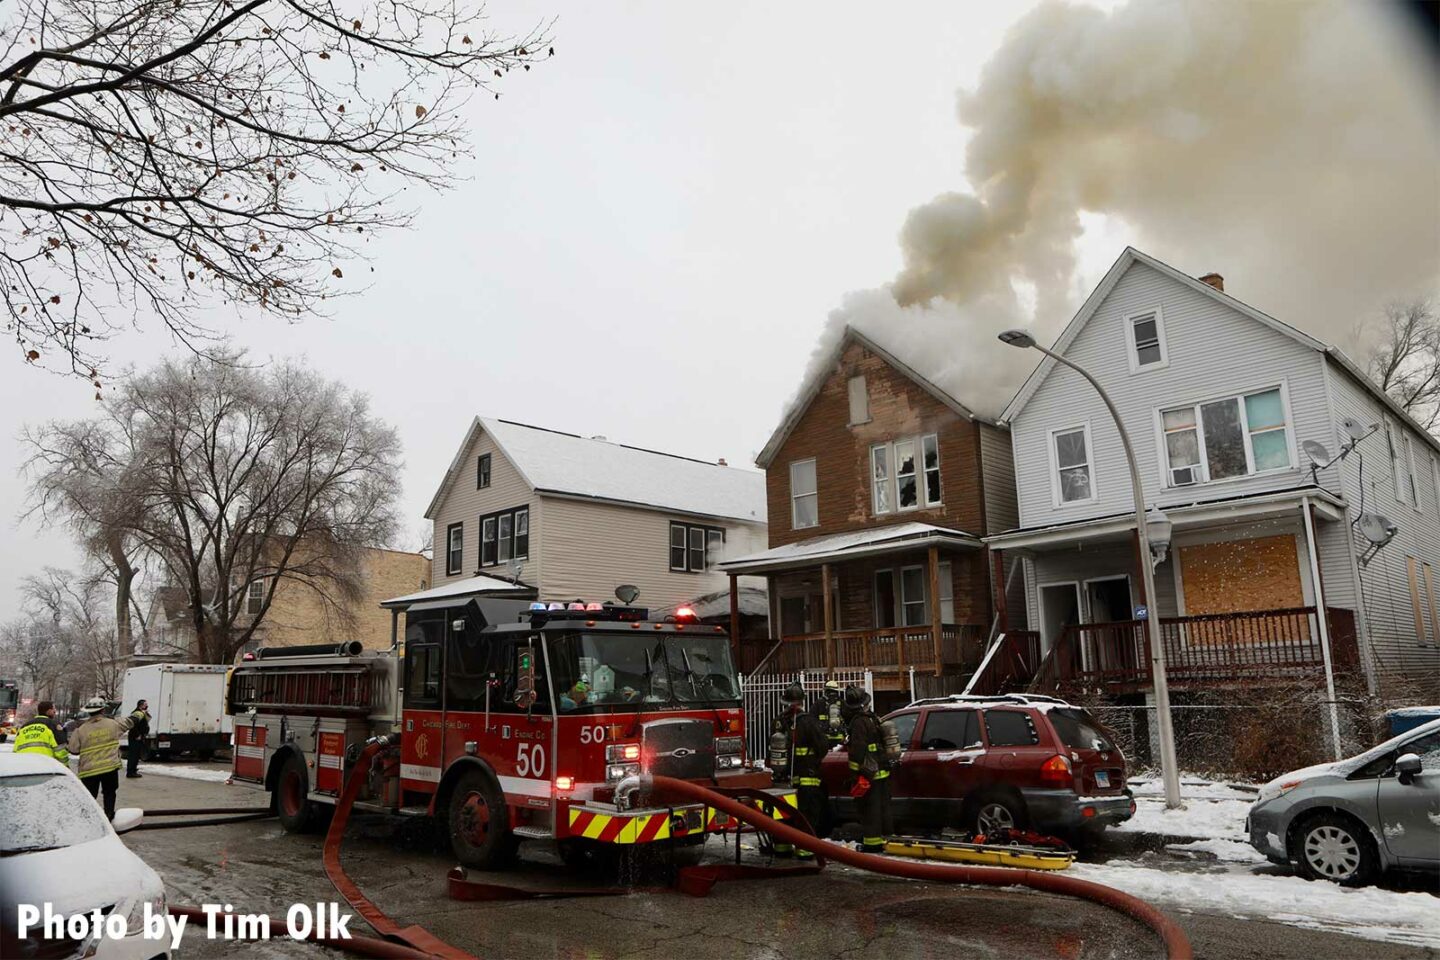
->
[226,597,792,867]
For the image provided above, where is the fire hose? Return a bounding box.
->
[146,738,1193,960]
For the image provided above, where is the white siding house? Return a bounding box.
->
[424,418,768,612]
[989,247,1439,699]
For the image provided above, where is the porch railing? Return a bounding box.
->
[736,624,985,676]
[1031,606,1360,691]
[964,631,1042,696]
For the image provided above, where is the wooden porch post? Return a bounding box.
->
[728,573,741,655]
[928,545,943,677]
[990,548,1009,634]
[822,562,835,675]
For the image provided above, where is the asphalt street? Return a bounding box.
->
[112,766,1433,960]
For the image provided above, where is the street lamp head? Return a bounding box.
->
[1145,507,1174,567]
[997,329,1036,348]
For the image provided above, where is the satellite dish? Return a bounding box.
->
[614,584,641,605]
[1341,417,1373,441]
[506,557,525,581]
[1358,513,1398,546]
[1302,440,1331,468]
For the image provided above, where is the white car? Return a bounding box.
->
[0,751,171,959]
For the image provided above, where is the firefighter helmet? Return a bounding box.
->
[781,681,806,704]
[843,685,869,710]
[822,679,842,703]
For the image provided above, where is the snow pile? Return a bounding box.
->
[1070,861,1440,949]
[1117,797,1251,841]
[146,763,233,783]
[1163,838,1268,864]
[1128,775,1255,801]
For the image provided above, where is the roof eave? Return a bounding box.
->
[719,529,983,575]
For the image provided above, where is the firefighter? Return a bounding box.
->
[68,697,148,821]
[13,701,69,763]
[126,698,150,778]
[782,682,830,859]
[842,685,892,854]
[818,679,845,749]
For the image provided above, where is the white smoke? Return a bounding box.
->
[799,0,1439,418]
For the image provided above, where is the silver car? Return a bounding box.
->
[1246,717,1440,885]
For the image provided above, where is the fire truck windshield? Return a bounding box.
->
[548,632,739,712]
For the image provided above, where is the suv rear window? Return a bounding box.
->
[1047,708,1114,751]
[919,710,980,750]
[984,710,1039,747]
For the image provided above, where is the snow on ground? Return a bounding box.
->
[143,762,232,783]
[1070,860,1440,949]
[1117,774,1254,841]
[1163,837,1269,864]
[1128,774,1257,801]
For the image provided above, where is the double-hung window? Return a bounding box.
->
[1126,309,1167,372]
[900,566,928,626]
[871,435,941,514]
[669,521,725,572]
[476,453,491,489]
[246,579,265,616]
[1051,425,1095,505]
[1384,419,1405,503]
[479,506,528,566]
[446,522,464,575]
[1160,386,1292,487]
[790,459,818,529]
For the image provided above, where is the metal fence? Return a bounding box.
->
[739,669,873,761]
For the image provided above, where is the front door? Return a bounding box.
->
[1083,576,1137,674]
[1039,583,1081,656]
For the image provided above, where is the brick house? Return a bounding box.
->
[720,328,1019,696]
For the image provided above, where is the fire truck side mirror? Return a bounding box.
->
[513,647,537,710]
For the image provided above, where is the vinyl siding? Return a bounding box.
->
[1012,262,1331,526]
[1326,359,1440,685]
[537,494,768,610]
[429,427,540,588]
[980,423,1019,534]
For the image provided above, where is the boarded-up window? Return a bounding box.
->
[1424,563,1438,646]
[1407,556,1428,643]
[848,375,870,425]
[1179,535,1305,644]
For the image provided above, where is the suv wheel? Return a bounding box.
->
[1293,813,1377,886]
[970,793,1027,835]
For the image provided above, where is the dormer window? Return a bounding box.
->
[1126,308,1167,372]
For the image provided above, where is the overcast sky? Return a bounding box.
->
[1,0,1434,619]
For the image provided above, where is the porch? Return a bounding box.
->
[720,522,991,690]
[975,487,1364,696]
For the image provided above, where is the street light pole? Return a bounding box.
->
[1000,331,1183,809]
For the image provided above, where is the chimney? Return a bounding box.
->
[717,458,728,467]
[1198,272,1224,292]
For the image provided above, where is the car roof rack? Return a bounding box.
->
[906,693,1070,708]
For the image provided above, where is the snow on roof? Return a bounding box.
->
[381,573,534,608]
[657,586,770,620]
[721,521,981,572]
[480,418,767,524]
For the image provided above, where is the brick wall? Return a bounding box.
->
[257,547,430,650]
[765,339,987,549]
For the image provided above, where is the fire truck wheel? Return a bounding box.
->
[448,769,516,869]
[274,753,318,833]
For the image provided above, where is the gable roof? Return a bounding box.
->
[755,326,988,469]
[998,247,1440,454]
[425,417,767,525]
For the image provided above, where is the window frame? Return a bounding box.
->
[668,521,726,573]
[899,564,928,627]
[445,522,464,576]
[1124,307,1168,373]
[1403,434,1422,513]
[1154,382,1296,490]
[245,579,265,617]
[1048,422,1097,508]
[476,453,492,490]
[870,434,942,515]
[1384,418,1404,503]
[847,375,871,426]
[478,506,529,568]
[790,458,818,530]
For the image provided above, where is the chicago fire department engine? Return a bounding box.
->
[227,597,791,867]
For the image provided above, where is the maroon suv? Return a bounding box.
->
[819,694,1135,837]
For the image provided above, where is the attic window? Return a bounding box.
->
[1126,309,1167,372]
[848,375,870,425]
[476,453,491,489]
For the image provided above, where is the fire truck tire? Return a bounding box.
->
[446,768,517,869]
[274,753,319,834]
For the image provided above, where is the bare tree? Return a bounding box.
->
[1,0,551,377]
[20,567,127,699]
[1365,298,1440,433]
[25,348,403,663]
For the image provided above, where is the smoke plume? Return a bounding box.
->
[804,0,1439,418]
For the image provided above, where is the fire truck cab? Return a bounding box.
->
[227,596,791,868]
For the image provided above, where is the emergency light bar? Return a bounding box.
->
[526,601,650,625]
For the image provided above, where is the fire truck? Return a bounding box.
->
[226,597,790,867]
[0,678,19,741]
